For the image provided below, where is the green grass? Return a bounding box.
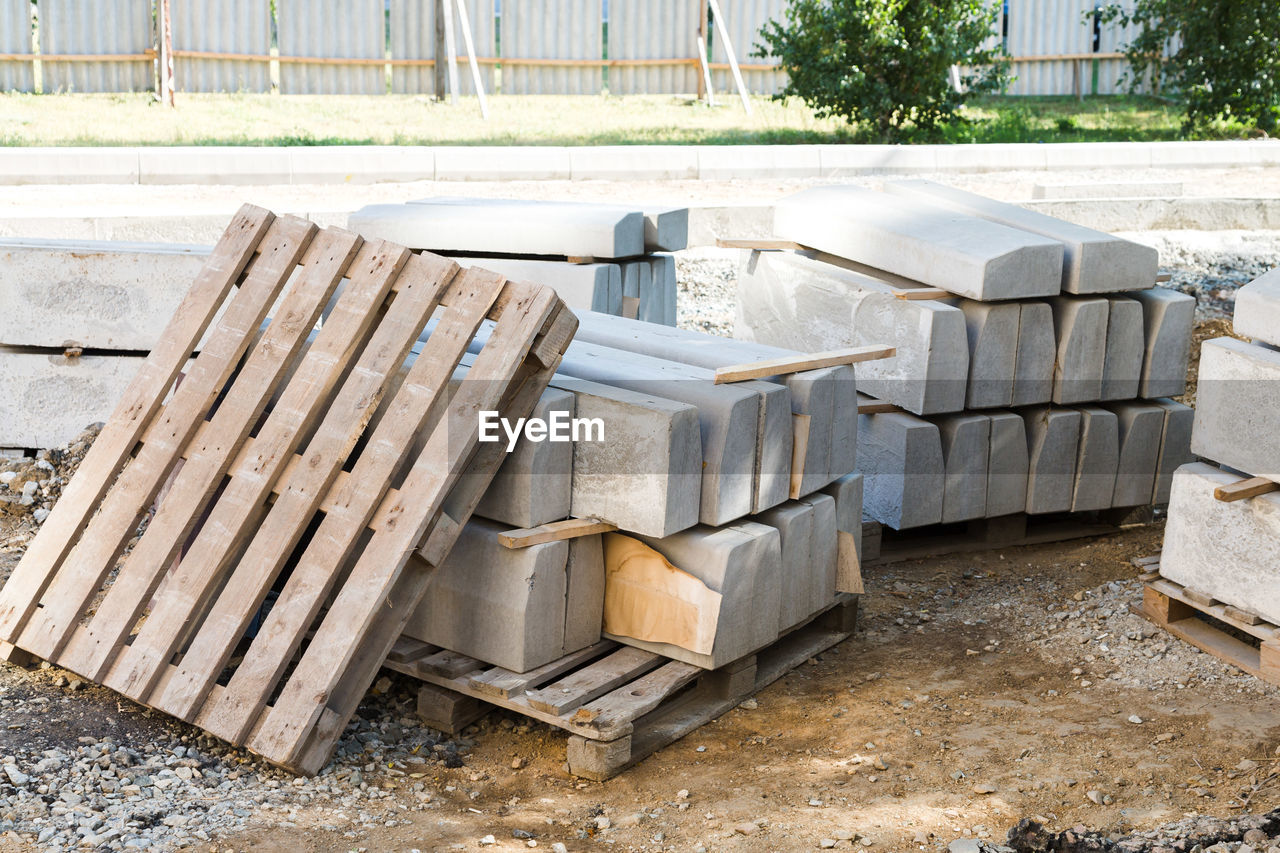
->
[0,91,1241,147]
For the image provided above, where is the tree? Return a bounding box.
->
[754,0,1008,142]
[1099,0,1280,134]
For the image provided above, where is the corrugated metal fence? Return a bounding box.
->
[0,0,1148,97]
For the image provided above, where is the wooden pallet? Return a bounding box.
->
[866,507,1156,565]
[0,205,576,774]
[384,595,858,780]
[1135,570,1280,686]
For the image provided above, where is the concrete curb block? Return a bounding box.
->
[3,140,1278,186]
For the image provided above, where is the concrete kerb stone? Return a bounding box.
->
[1190,337,1280,483]
[1101,297,1144,401]
[797,492,839,623]
[1108,401,1165,508]
[1013,301,1056,407]
[641,206,691,253]
[1070,406,1120,513]
[451,256,622,314]
[568,146,699,181]
[140,147,293,185]
[987,411,1029,518]
[1234,268,1280,348]
[0,147,142,185]
[696,145,822,180]
[563,535,606,654]
[1132,287,1196,398]
[935,413,990,524]
[1032,181,1184,200]
[773,185,1064,301]
[473,387,576,530]
[433,146,573,181]
[821,471,865,561]
[286,146,435,184]
[1048,296,1108,404]
[0,349,144,448]
[946,299,1018,409]
[755,500,818,631]
[857,409,944,530]
[1152,398,1195,505]
[1022,406,1082,515]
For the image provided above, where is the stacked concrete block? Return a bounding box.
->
[348,197,686,326]
[1160,268,1280,625]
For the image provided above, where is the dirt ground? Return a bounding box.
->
[3,520,1277,853]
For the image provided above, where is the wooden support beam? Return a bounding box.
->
[452,0,489,120]
[713,345,896,384]
[498,518,618,549]
[1214,476,1280,503]
[857,401,903,415]
[1155,273,1173,283]
[705,0,752,115]
[715,238,804,251]
[892,287,951,301]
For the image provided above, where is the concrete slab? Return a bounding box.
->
[773,185,1063,301]
[1013,301,1056,407]
[433,146,572,181]
[563,535,606,655]
[0,239,211,351]
[1022,406,1082,515]
[451,255,622,315]
[567,146,699,181]
[735,250,969,415]
[0,350,143,448]
[1160,462,1280,626]
[857,410,945,530]
[1048,296,1108,404]
[619,521,784,669]
[887,179,1158,294]
[1132,287,1196,398]
[474,388,575,529]
[1152,398,1195,505]
[404,519,569,673]
[936,413,990,523]
[1071,406,1120,512]
[1109,401,1166,508]
[1191,338,1280,482]
[349,197,644,259]
[1102,297,1144,400]
[1032,181,1184,200]
[1234,267,1280,348]
[946,299,1018,409]
[987,411,1029,518]
[620,260,650,318]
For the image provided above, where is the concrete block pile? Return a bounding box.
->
[736,181,1197,530]
[348,197,687,325]
[401,311,867,671]
[1161,267,1280,624]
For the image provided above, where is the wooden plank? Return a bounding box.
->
[836,530,864,595]
[498,518,617,549]
[65,228,363,684]
[387,637,437,665]
[249,281,562,768]
[714,346,896,384]
[108,241,413,702]
[788,413,811,501]
[714,238,804,251]
[420,649,487,679]
[857,401,903,415]
[0,205,273,644]
[568,660,701,740]
[15,215,317,663]
[154,252,461,724]
[1214,476,1279,503]
[525,647,663,716]
[891,287,951,301]
[468,640,616,699]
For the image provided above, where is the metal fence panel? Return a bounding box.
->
[277,0,385,94]
[170,0,270,92]
[709,0,787,96]
[0,1,34,92]
[1005,0,1093,96]
[39,0,152,92]
[390,0,493,96]
[607,0,697,95]
[1095,0,1142,94]
[501,0,601,95]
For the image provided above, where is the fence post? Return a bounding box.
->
[434,0,447,100]
[157,0,175,106]
[695,0,708,101]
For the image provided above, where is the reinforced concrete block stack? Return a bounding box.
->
[1159,268,1280,625]
[736,181,1198,531]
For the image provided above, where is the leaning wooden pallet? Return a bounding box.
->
[0,204,577,775]
[384,595,858,780]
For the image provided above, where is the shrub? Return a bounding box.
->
[754,0,1009,142]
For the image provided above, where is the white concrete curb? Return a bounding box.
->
[3,140,1278,185]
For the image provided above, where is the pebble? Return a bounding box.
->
[818,840,837,849]
[739,698,758,710]
[734,822,759,836]
[479,835,496,846]
[1128,714,1144,724]
[551,844,569,853]
[972,782,997,794]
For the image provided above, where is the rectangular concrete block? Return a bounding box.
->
[642,205,690,252]
[1031,181,1183,200]
[618,521,784,669]
[936,413,990,523]
[1022,407,1082,515]
[1102,297,1144,400]
[1012,301,1056,407]
[886,179,1158,294]
[857,409,944,530]
[1132,287,1196,398]
[1191,337,1280,482]
[563,535,605,655]
[451,256,622,315]
[350,197,645,259]
[987,411,1029,518]
[774,185,1064,301]
[755,499,817,631]
[1152,398,1195,505]
[1233,267,1280,348]
[1108,401,1165,508]
[821,471,865,559]
[474,387,575,529]
[947,299,1018,409]
[1071,406,1120,512]
[736,250,969,415]
[1048,296,1108,404]
[0,350,144,448]
[1160,461,1280,625]
[0,239,213,351]
[640,253,677,327]
[620,259,650,318]
[404,519,569,673]
[798,492,839,619]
